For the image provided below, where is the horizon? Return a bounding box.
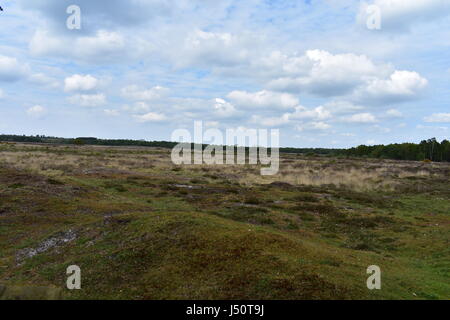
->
[0,1,449,148]
[0,132,447,150]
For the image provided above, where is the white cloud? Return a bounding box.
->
[311,121,331,130]
[250,114,290,127]
[27,105,47,117]
[289,105,331,121]
[30,30,139,64]
[28,73,60,89]
[424,113,450,123]
[174,30,254,68]
[134,112,167,122]
[0,89,4,99]
[268,50,388,97]
[264,50,427,107]
[345,113,378,123]
[322,101,366,115]
[64,74,99,92]
[417,124,448,131]
[204,121,219,128]
[227,90,299,109]
[74,30,130,63]
[121,85,169,101]
[357,70,427,105]
[122,102,151,114]
[257,51,312,78]
[0,55,29,81]
[104,109,120,117]
[20,0,173,29]
[295,121,332,132]
[213,98,237,118]
[385,109,403,118]
[371,125,391,133]
[68,93,106,107]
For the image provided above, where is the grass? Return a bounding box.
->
[0,143,449,300]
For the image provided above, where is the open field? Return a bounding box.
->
[0,143,449,299]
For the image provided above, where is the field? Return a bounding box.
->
[0,143,449,300]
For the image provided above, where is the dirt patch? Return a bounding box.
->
[269,181,295,190]
[16,229,77,264]
[0,167,84,197]
[0,285,62,300]
[79,167,136,176]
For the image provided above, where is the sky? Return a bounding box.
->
[0,0,449,148]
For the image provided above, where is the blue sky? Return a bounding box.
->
[0,0,449,147]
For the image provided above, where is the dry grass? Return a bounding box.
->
[1,142,449,300]
[1,144,448,192]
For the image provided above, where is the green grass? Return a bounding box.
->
[0,148,449,300]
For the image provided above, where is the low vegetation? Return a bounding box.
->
[1,135,449,162]
[0,143,449,300]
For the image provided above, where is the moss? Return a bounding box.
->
[1,145,449,300]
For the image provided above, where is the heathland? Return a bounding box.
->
[0,143,449,299]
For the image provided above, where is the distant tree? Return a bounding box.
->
[72,138,85,146]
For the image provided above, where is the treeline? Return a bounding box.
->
[1,134,449,162]
[341,138,450,162]
[0,135,178,149]
[279,147,341,155]
[0,134,343,155]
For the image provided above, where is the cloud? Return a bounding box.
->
[250,114,290,127]
[227,90,299,109]
[385,109,403,118]
[424,113,450,123]
[357,0,450,31]
[19,0,173,30]
[122,102,151,114]
[257,51,312,78]
[370,125,391,133]
[354,70,427,105]
[213,98,237,118]
[68,93,106,107]
[0,89,4,99]
[249,105,332,128]
[417,124,448,131]
[0,55,29,81]
[28,73,60,89]
[104,109,120,116]
[64,74,98,92]
[134,112,167,122]
[74,31,126,61]
[289,105,331,121]
[267,50,388,97]
[27,105,47,117]
[174,30,256,69]
[320,101,365,115]
[264,50,426,107]
[30,30,143,64]
[345,113,378,123]
[121,85,169,101]
[295,121,332,132]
